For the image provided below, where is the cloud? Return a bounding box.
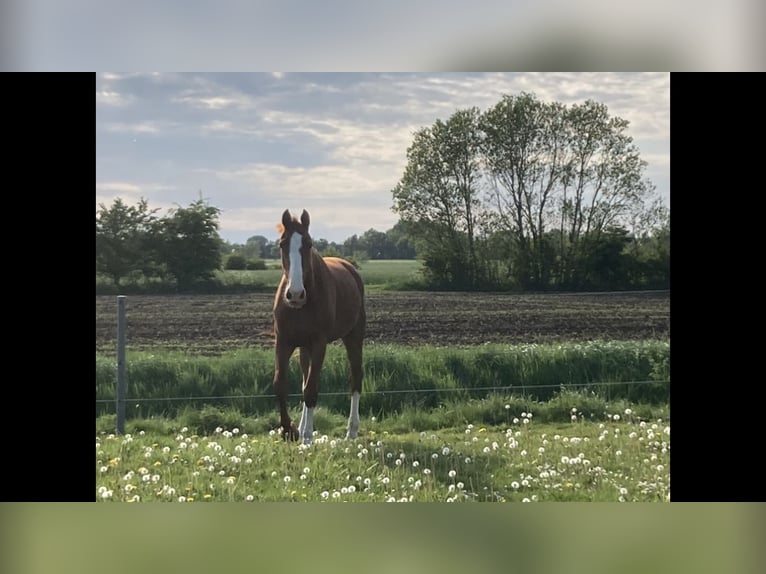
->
[94,72,669,243]
[103,121,166,134]
[96,182,142,194]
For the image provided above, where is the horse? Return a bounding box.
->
[272,209,366,444]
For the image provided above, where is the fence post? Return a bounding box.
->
[116,295,127,435]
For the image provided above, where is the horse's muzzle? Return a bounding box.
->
[285,288,307,308]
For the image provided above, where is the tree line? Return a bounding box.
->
[392,92,669,291]
[96,196,223,290]
[222,221,416,267]
[96,196,416,290]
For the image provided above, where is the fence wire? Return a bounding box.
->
[96,379,668,404]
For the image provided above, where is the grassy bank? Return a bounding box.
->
[96,340,669,422]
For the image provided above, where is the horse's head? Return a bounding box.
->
[277,209,314,309]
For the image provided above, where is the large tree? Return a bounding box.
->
[480,92,568,289]
[392,107,486,288]
[392,92,665,291]
[96,197,159,286]
[156,196,223,290]
[556,99,658,288]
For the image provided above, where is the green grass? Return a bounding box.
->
[213,259,425,291]
[357,259,425,289]
[97,259,425,294]
[95,406,670,502]
[96,340,670,421]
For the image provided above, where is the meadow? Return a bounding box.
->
[96,259,425,294]
[96,268,669,501]
[96,404,670,502]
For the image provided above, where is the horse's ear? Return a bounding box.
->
[300,209,310,229]
[276,222,285,235]
[282,209,292,227]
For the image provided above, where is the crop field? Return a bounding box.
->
[96,290,669,355]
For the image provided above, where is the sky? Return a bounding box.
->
[96,72,670,245]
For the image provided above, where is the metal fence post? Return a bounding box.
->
[116,295,127,434]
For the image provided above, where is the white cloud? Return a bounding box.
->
[96,90,132,107]
[103,121,165,134]
[95,73,669,242]
[96,182,142,194]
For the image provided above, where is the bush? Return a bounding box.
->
[225,254,247,270]
[246,259,267,270]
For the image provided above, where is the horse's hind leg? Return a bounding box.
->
[343,325,364,439]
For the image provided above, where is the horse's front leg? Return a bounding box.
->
[274,341,299,441]
[298,342,327,445]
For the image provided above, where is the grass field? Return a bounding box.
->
[213,259,424,290]
[96,281,669,501]
[96,408,670,502]
[97,259,425,294]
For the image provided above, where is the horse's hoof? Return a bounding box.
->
[280,425,300,441]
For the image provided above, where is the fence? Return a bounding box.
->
[103,296,669,431]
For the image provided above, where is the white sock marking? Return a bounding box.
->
[346,391,360,439]
[298,403,314,445]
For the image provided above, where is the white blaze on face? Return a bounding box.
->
[286,232,304,298]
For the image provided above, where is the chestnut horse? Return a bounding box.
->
[273,209,365,444]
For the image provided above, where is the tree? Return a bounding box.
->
[392,107,486,288]
[386,221,417,259]
[156,196,223,290]
[96,197,159,286]
[359,228,388,259]
[392,92,666,291]
[244,235,270,259]
[481,93,569,289]
[557,100,658,288]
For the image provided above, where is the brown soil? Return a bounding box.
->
[96,291,669,355]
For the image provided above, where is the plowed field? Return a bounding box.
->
[96,291,669,355]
